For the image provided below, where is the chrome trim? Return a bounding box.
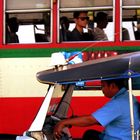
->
[113,0,115,42]
[3,0,6,44]
[59,6,113,12]
[122,6,140,9]
[5,9,50,13]
[50,0,53,43]
[120,0,122,41]
[57,0,60,43]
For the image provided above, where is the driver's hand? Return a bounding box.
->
[53,121,65,139]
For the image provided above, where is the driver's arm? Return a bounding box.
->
[53,115,99,138]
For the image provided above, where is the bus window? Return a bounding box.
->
[122,0,140,41]
[59,0,114,42]
[5,0,51,44]
[60,0,113,8]
[93,11,114,41]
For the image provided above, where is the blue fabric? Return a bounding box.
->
[62,51,82,64]
[92,88,140,140]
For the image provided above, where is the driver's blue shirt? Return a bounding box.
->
[92,88,140,140]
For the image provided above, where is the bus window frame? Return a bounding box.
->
[121,1,140,41]
[3,0,53,44]
[58,0,115,43]
[1,0,140,49]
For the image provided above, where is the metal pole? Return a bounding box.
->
[128,77,135,140]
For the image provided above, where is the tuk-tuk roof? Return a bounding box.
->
[37,51,140,84]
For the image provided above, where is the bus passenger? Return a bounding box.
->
[93,12,108,41]
[67,11,93,41]
[122,27,130,41]
[6,17,19,43]
[60,16,70,41]
[54,79,140,140]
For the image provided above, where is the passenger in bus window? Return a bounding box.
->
[133,22,140,40]
[60,16,70,41]
[53,79,140,140]
[67,11,93,41]
[34,25,50,42]
[93,12,108,41]
[6,17,19,43]
[122,27,130,41]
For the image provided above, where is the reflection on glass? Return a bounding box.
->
[6,0,50,10]
[6,12,51,44]
[122,9,140,41]
[123,0,140,6]
[60,0,113,8]
[60,10,114,42]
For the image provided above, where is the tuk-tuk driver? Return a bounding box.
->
[54,79,140,140]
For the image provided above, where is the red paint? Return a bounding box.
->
[0,96,140,138]
[0,97,44,134]
[1,41,140,49]
[114,0,120,42]
[0,97,108,136]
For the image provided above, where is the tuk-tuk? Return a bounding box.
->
[16,51,140,140]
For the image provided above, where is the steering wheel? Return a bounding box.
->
[42,115,72,140]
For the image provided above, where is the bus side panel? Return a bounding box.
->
[1,96,140,138]
[0,96,108,135]
[0,97,44,134]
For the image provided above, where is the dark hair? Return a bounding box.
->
[95,12,108,23]
[82,129,100,140]
[73,11,88,19]
[7,17,19,33]
[60,16,70,30]
[103,78,128,89]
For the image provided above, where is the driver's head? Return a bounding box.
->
[101,79,127,98]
